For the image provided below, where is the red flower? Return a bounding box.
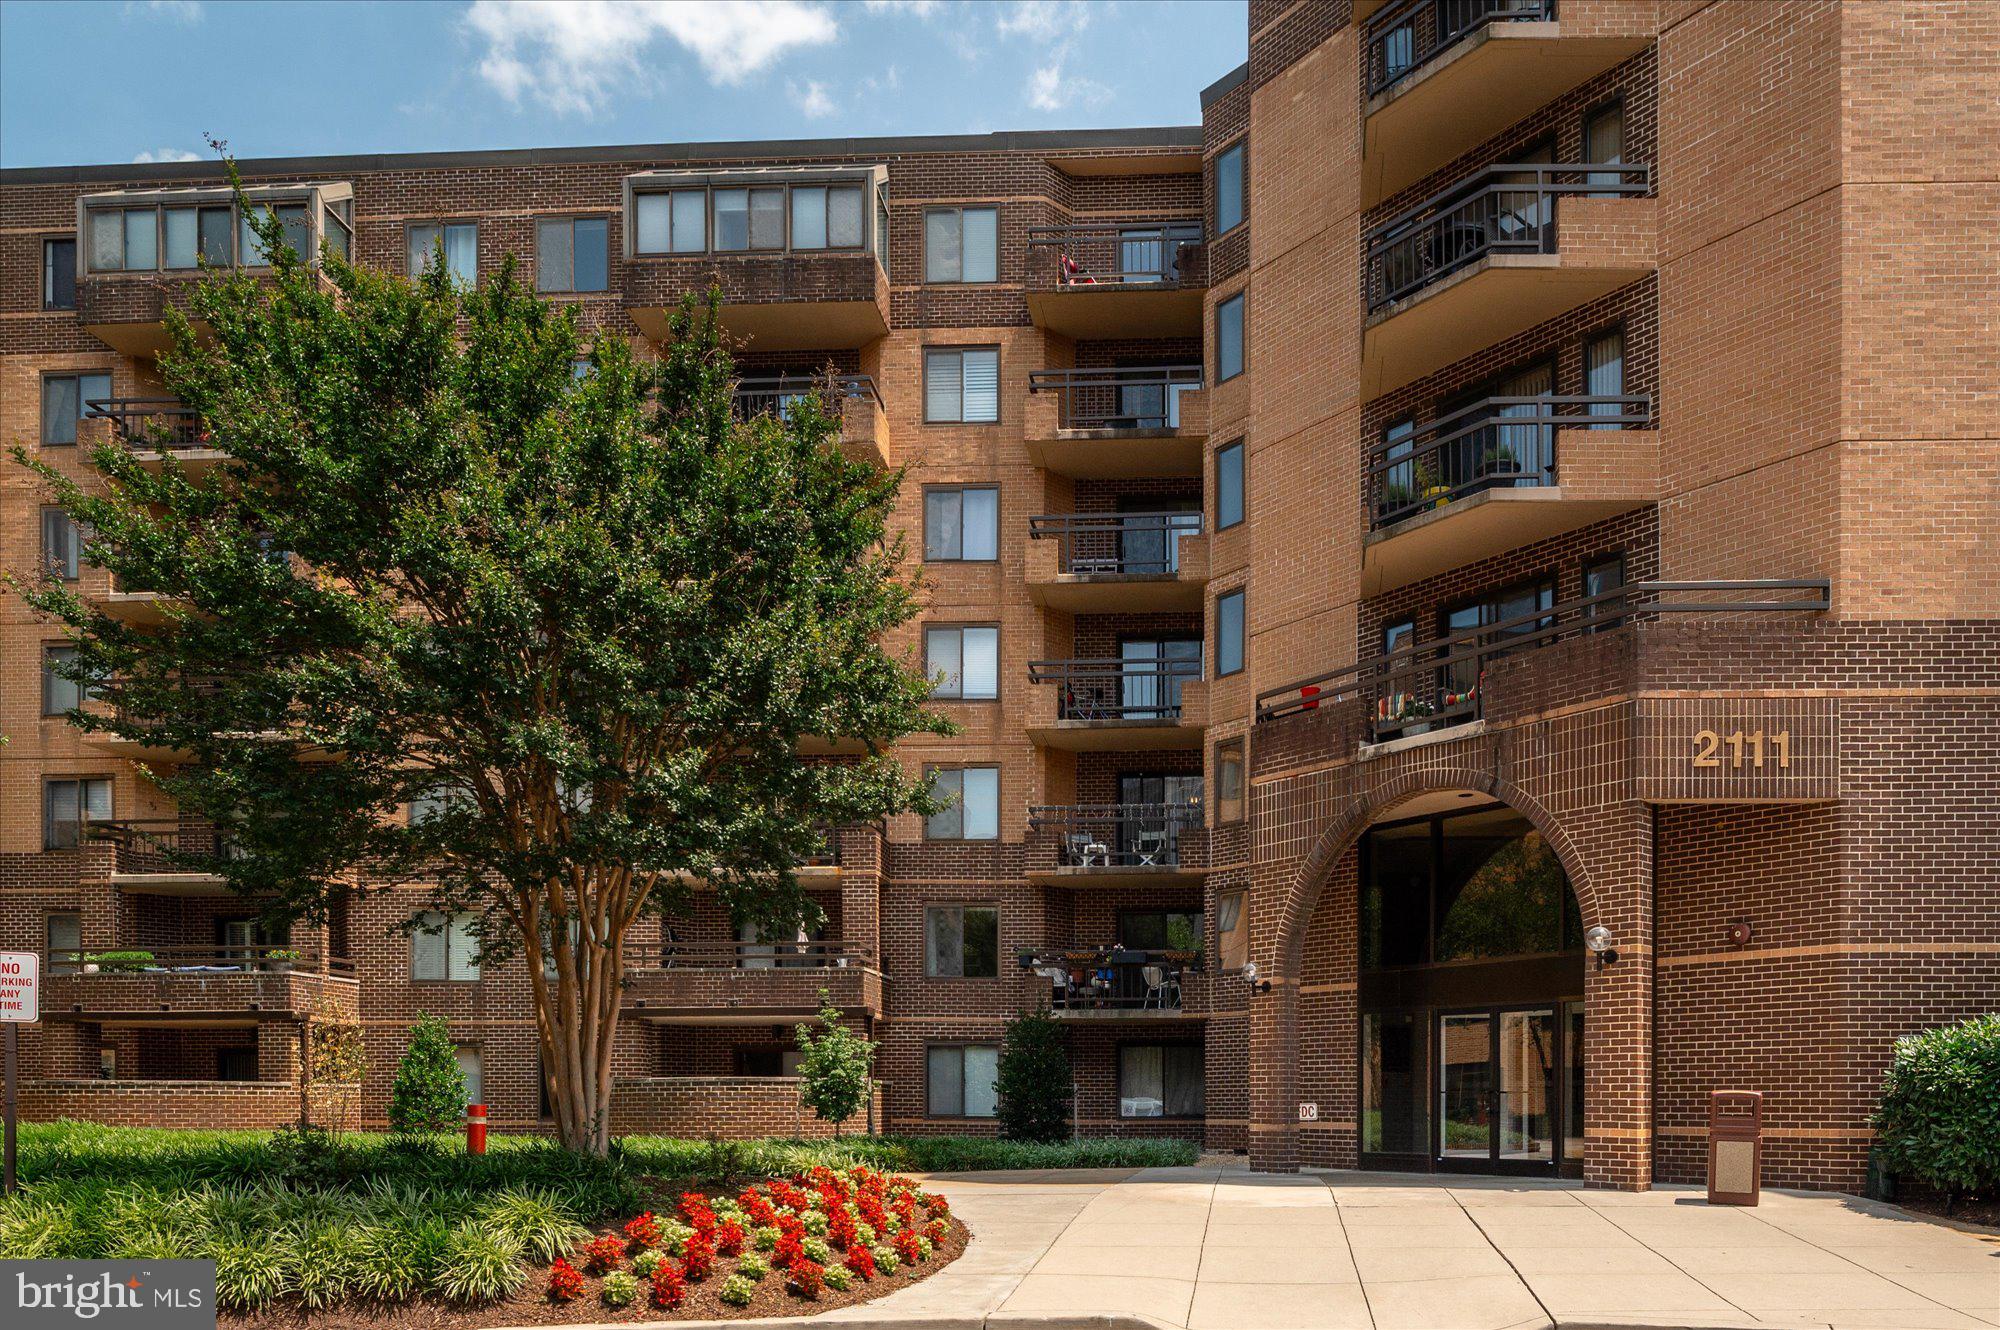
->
[545,1257,584,1303]
[679,1191,717,1233]
[681,1231,714,1282]
[844,1244,876,1281]
[739,1188,779,1227]
[894,1230,924,1265]
[921,1191,951,1215]
[925,1217,950,1244]
[775,1233,804,1268]
[648,1261,686,1309]
[855,1192,887,1229]
[714,1219,745,1257]
[581,1234,625,1274]
[788,1257,825,1299]
[623,1211,662,1251]
[776,1212,806,1241]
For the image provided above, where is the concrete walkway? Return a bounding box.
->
[818,1165,2000,1330]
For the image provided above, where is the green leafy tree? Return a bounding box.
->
[14,168,947,1155]
[390,1014,467,1134]
[995,1006,1072,1143]
[794,991,877,1135]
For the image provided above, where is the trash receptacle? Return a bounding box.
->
[1707,1090,1762,1205]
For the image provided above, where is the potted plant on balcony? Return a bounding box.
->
[266,948,300,973]
[88,950,156,974]
[1412,459,1451,511]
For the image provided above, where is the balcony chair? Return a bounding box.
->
[1132,829,1168,865]
[1065,832,1110,867]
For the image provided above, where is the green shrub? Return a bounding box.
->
[85,951,156,973]
[996,1006,1073,1143]
[871,1244,899,1274]
[389,1015,467,1135]
[1873,1013,2000,1202]
[632,1248,662,1277]
[794,992,877,1135]
[431,1224,526,1304]
[719,1272,757,1306]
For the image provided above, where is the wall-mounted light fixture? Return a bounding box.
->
[1241,961,1272,996]
[1584,925,1619,969]
[1725,922,1753,947]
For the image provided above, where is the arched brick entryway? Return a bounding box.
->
[1243,722,1656,1190]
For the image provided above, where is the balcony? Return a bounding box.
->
[1362,394,1656,593]
[1027,513,1207,612]
[1025,366,1207,477]
[1255,579,1832,741]
[620,166,891,352]
[1361,0,1655,205]
[1019,946,1207,1021]
[87,818,232,894]
[733,375,890,469]
[41,945,359,1023]
[1362,164,1654,396]
[1026,803,1207,886]
[83,399,225,475]
[1025,222,1206,339]
[74,181,354,356]
[1026,658,1206,750]
[620,943,884,1023]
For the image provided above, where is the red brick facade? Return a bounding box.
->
[2,2,1995,1194]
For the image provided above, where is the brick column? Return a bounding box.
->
[837,825,882,963]
[258,1020,303,1084]
[1246,980,1300,1172]
[1582,801,1654,1190]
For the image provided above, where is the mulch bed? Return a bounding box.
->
[230,1176,969,1329]
[1888,1193,2000,1232]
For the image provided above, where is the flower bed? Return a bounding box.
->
[226,1165,966,1327]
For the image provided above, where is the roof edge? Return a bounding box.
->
[1,126,1206,187]
[1200,62,1249,109]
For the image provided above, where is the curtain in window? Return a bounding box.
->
[1164,1046,1205,1116]
[926,907,965,976]
[1586,332,1625,428]
[962,1047,999,1116]
[959,488,998,559]
[925,491,963,559]
[961,209,998,282]
[925,211,960,282]
[927,1047,963,1115]
[444,225,477,284]
[926,628,963,697]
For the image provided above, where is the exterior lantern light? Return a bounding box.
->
[1584,925,1618,968]
[1241,961,1272,995]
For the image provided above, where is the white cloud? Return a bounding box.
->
[1023,53,1108,113]
[996,0,1091,43]
[127,0,203,21]
[790,79,837,119]
[861,0,937,14]
[132,148,203,164]
[465,0,840,116]
[993,2,1105,112]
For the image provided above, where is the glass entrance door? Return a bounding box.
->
[1436,1006,1560,1172]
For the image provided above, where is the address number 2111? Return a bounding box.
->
[1691,729,1792,770]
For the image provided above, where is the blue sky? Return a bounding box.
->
[1,1,1246,169]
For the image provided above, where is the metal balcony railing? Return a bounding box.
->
[1026,222,1204,287]
[47,945,351,977]
[1364,0,1556,97]
[1027,366,1204,431]
[625,941,874,971]
[1255,580,1833,734]
[1020,945,1205,1013]
[85,398,209,451]
[1365,162,1650,310]
[1028,512,1204,576]
[731,374,881,421]
[1028,802,1205,869]
[1028,657,1204,722]
[1369,394,1653,528]
[85,818,235,874]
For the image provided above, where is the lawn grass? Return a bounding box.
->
[0,1121,1199,1311]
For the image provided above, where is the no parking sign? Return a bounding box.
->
[0,949,37,1194]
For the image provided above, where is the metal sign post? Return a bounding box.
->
[0,950,42,1195]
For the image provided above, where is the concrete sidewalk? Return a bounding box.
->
[815,1165,2000,1330]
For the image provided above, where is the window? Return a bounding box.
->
[634,190,707,254]
[927,1044,999,1117]
[217,1049,259,1082]
[45,778,110,850]
[1216,739,1245,822]
[1216,292,1245,381]
[924,206,998,283]
[408,222,477,284]
[42,645,94,716]
[1584,100,1626,195]
[43,238,76,310]
[1120,1044,1205,1117]
[1585,328,1625,427]
[926,625,999,700]
[790,185,865,249]
[710,188,785,251]
[412,910,481,981]
[1216,588,1245,676]
[1121,911,1203,952]
[1215,141,1246,234]
[41,372,112,445]
[925,766,999,841]
[1216,891,1247,971]
[238,204,310,266]
[1216,440,1245,529]
[924,486,999,561]
[47,912,82,976]
[924,348,999,423]
[408,786,459,826]
[454,1046,483,1105]
[163,206,232,269]
[42,508,84,580]
[536,217,609,293]
[925,905,1000,978]
[1583,553,1627,630]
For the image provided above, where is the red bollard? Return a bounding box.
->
[465,1103,488,1155]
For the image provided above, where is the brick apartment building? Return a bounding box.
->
[1,0,1994,1190]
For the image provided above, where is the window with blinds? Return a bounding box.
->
[412,910,481,981]
[924,348,999,423]
[925,625,999,700]
[927,1045,999,1117]
[924,207,997,283]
